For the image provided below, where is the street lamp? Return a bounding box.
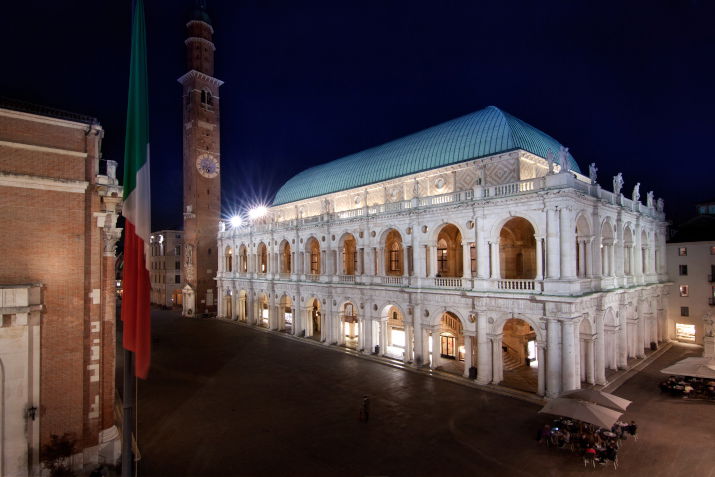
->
[230,215,242,228]
[248,206,268,221]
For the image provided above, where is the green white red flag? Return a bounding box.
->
[121,0,151,379]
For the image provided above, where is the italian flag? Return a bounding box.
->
[121,0,151,379]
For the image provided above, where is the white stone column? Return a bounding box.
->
[586,338,595,384]
[404,324,413,363]
[618,318,628,368]
[363,317,373,352]
[609,244,616,277]
[413,306,424,364]
[430,326,441,369]
[489,241,500,279]
[578,240,586,277]
[559,208,576,279]
[379,318,388,355]
[546,318,562,397]
[594,318,606,385]
[429,245,438,277]
[463,333,474,378]
[490,334,503,384]
[403,246,410,277]
[416,245,427,280]
[537,341,546,396]
[535,236,544,280]
[476,222,489,279]
[462,241,472,279]
[561,320,576,391]
[476,313,491,384]
[546,208,560,279]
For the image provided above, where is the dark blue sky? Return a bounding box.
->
[2,0,713,229]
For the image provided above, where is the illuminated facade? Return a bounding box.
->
[149,230,184,307]
[217,106,669,396]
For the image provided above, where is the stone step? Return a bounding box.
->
[503,351,522,371]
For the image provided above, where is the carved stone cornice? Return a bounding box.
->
[177,69,224,87]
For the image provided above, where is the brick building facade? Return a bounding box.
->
[0,99,122,475]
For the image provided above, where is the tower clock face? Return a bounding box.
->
[196,154,219,178]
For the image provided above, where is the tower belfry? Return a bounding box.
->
[178,1,223,316]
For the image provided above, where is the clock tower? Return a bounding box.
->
[178,1,223,316]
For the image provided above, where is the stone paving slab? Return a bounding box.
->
[131,309,715,477]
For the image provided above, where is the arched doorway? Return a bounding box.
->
[280,295,293,333]
[579,318,596,384]
[224,288,232,318]
[383,229,404,276]
[575,214,591,278]
[340,234,358,275]
[341,302,359,349]
[499,218,536,279]
[501,318,538,393]
[280,240,292,275]
[601,221,615,276]
[239,245,248,273]
[308,298,321,340]
[306,238,321,276]
[225,246,233,272]
[238,290,248,322]
[257,293,269,327]
[385,305,407,358]
[257,242,268,274]
[436,224,463,277]
[433,311,465,375]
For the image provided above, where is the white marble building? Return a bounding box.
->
[216,106,669,396]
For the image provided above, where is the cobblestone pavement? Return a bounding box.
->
[129,308,715,477]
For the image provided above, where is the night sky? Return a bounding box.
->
[2,0,713,230]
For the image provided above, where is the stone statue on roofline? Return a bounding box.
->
[557,146,570,173]
[546,151,555,174]
[589,163,598,184]
[656,198,664,213]
[413,178,421,198]
[218,221,226,232]
[613,172,624,196]
[632,182,641,202]
[646,191,654,208]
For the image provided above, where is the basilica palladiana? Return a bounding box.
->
[215,105,668,397]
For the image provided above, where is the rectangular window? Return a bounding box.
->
[389,249,400,272]
[311,252,319,274]
[680,306,689,317]
[675,323,696,342]
[678,247,687,256]
[679,265,688,276]
[175,246,181,256]
[440,335,456,359]
[470,243,476,274]
[679,285,689,297]
[437,248,448,274]
[175,261,180,269]
[175,275,180,284]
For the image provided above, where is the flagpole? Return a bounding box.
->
[122,349,135,477]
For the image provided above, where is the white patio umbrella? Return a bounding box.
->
[560,388,631,412]
[539,398,623,429]
[660,357,715,380]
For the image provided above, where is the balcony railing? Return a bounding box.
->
[278,272,291,279]
[337,274,356,283]
[380,276,405,286]
[497,279,536,291]
[433,277,463,288]
[306,274,320,282]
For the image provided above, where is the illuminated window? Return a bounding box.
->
[679,265,688,276]
[675,323,695,342]
[679,285,689,297]
[437,238,448,274]
[440,334,456,359]
[389,242,401,272]
[391,329,406,348]
[310,250,319,274]
[680,306,689,317]
[678,247,687,256]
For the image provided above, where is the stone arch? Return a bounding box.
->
[224,245,233,272]
[305,236,321,275]
[338,232,358,275]
[238,244,248,273]
[574,212,592,277]
[432,310,467,376]
[381,229,405,276]
[339,300,359,349]
[497,316,540,393]
[603,307,620,370]
[578,317,596,384]
[279,239,292,274]
[600,219,615,276]
[434,223,463,278]
[256,292,269,327]
[256,242,268,274]
[499,217,536,279]
[623,224,634,276]
[223,287,233,317]
[307,296,322,339]
[279,293,294,332]
[238,289,248,321]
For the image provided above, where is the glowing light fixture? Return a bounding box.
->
[230,215,243,228]
[249,206,268,220]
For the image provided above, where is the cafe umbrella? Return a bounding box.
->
[660,357,715,380]
[559,389,631,412]
[539,398,624,429]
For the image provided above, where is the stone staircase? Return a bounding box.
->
[503,350,522,371]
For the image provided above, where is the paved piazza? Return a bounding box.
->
[130,308,715,477]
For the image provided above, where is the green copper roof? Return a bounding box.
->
[273,105,580,206]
